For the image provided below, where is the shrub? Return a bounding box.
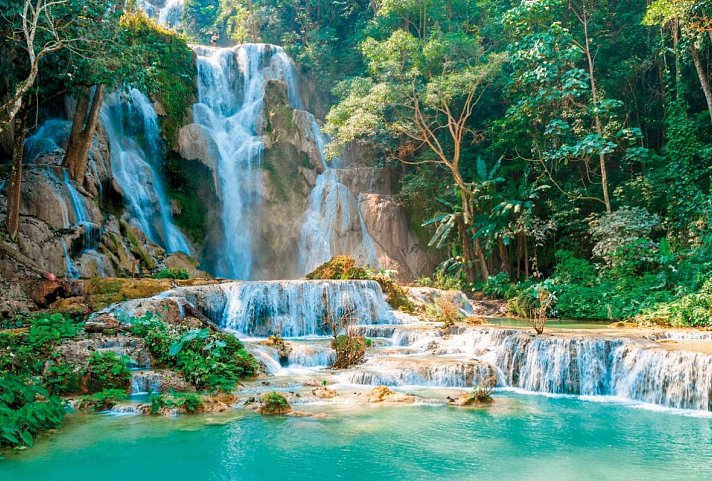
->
[332,334,371,369]
[85,352,131,393]
[131,318,257,392]
[426,293,465,327]
[482,272,512,298]
[0,376,65,448]
[44,361,84,396]
[154,268,190,280]
[637,277,712,327]
[77,389,128,412]
[149,392,204,415]
[259,392,291,415]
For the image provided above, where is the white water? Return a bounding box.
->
[191,43,379,278]
[126,279,712,411]
[24,119,71,162]
[191,44,301,278]
[216,280,397,337]
[101,89,190,254]
[137,0,184,28]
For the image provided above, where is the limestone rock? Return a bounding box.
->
[176,123,221,194]
[359,194,439,281]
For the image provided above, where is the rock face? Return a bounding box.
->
[176,123,221,194]
[359,194,439,280]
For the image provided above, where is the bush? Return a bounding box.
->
[85,352,131,393]
[426,293,465,327]
[77,389,128,412]
[332,334,371,369]
[150,392,204,415]
[0,376,65,448]
[637,277,712,327]
[154,268,190,280]
[43,361,84,396]
[259,392,291,415]
[130,317,257,392]
[482,272,512,298]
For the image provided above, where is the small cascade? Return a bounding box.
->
[247,341,335,375]
[131,371,162,395]
[62,240,79,279]
[62,170,95,236]
[24,119,71,162]
[219,280,397,337]
[137,0,184,27]
[43,169,71,228]
[191,44,301,278]
[342,357,495,388]
[101,89,190,254]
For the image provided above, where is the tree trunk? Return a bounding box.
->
[689,42,712,123]
[458,217,475,283]
[580,5,611,214]
[63,85,106,185]
[6,102,28,241]
[498,238,511,275]
[475,238,489,282]
[523,237,529,278]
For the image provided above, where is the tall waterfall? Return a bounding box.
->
[191,44,300,278]
[192,43,377,279]
[101,89,190,254]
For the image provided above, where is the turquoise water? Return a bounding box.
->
[487,317,611,329]
[2,393,712,481]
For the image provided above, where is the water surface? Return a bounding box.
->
[3,393,711,481]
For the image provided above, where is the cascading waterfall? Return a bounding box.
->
[192,43,378,278]
[216,280,397,337]
[191,44,300,278]
[101,89,190,254]
[297,114,379,275]
[136,0,184,27]
[24,119,71,162]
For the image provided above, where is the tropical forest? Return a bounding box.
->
[0,0,711,479]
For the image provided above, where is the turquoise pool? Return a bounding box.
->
[2,393,711,481]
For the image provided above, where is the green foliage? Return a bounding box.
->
[43,362,84,396]
[259,392,290,415]
[0,313,83,378]
[149,392,204,414]
[85,352,132,393]
[481,273,512,298]
[120,11,196,146]
[77,389,129,412]
[130,316,256,392]
[154,268,191,280]
[0,376,65,448]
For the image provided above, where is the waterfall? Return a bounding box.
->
[296,115,379,275]
[62,170,89,224]
[219,280,397,337]
[191,44,301,278]
[24,119,71,162]
[192,43,378,278]
[101,89,190,254]
[136,0,184,28]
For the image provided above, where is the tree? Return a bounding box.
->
[326,0,502,281]
[0,0,69,134]
[644,0,712,121]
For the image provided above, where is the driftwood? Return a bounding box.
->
[182,303,222,332]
